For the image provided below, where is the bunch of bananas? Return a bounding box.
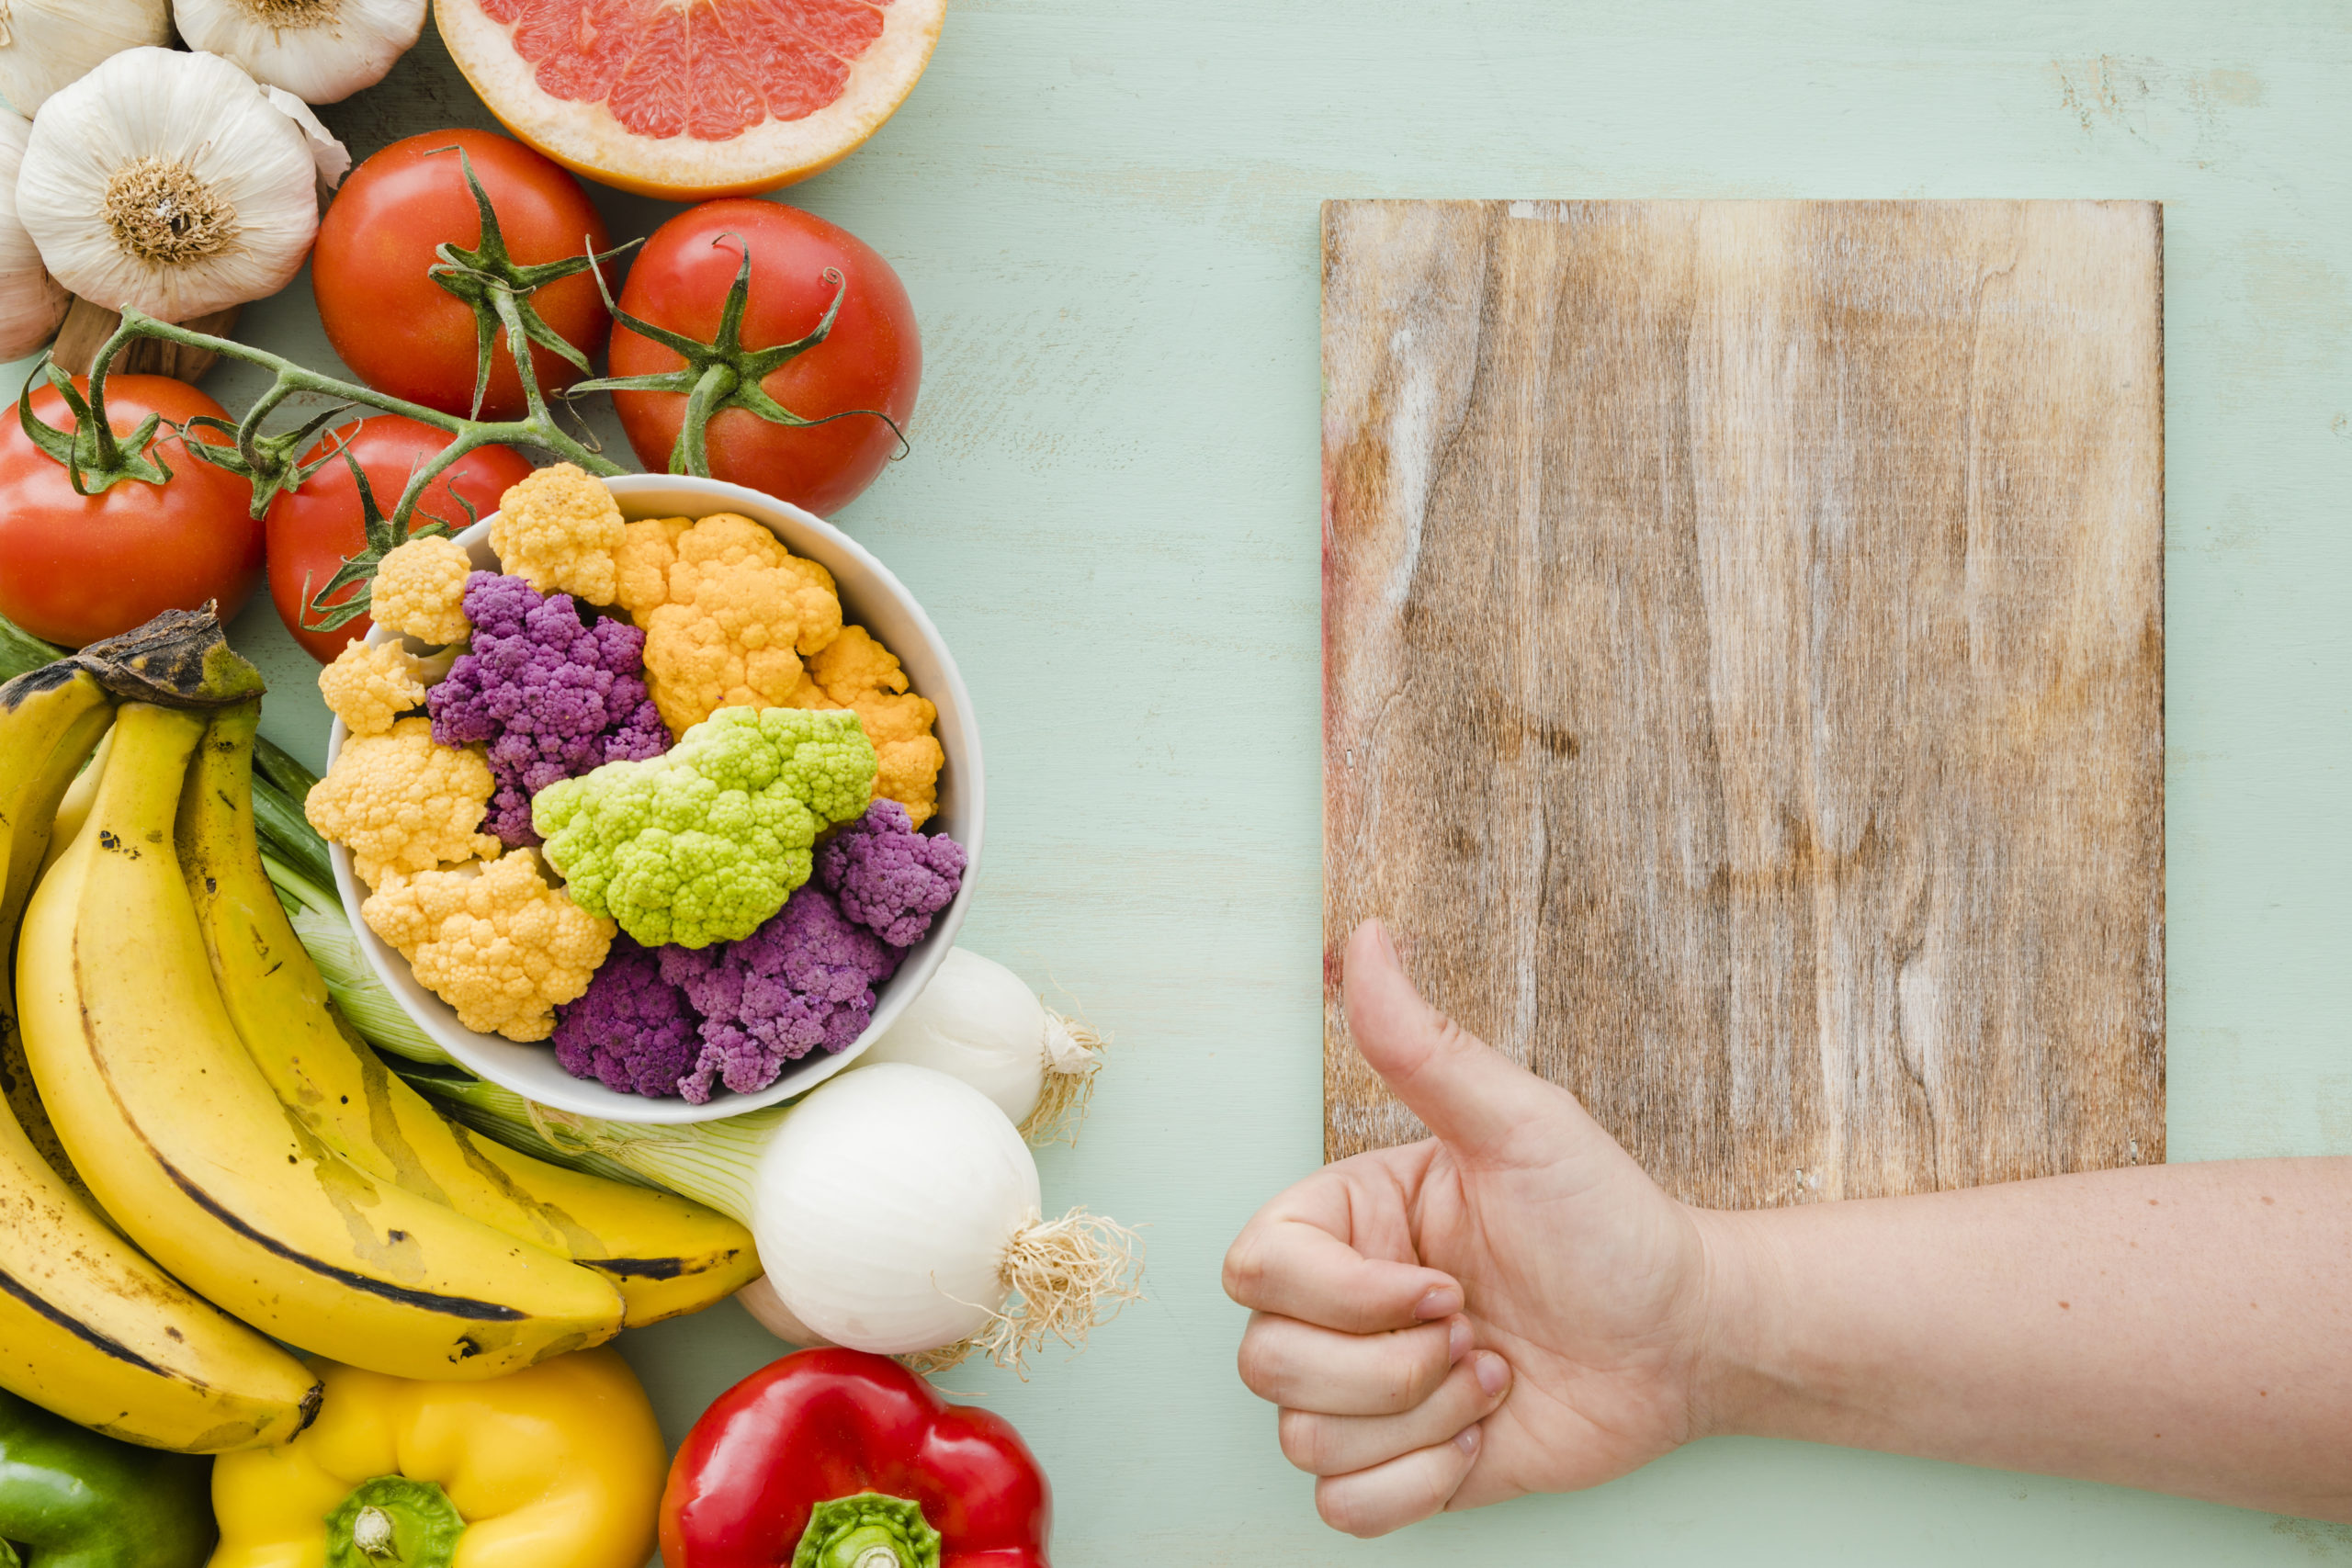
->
[0,614,758,1452]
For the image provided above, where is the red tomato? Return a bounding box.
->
[266,415,535,662]
[312,130,612,420]
[606,199,920,517]
[0,376,259,649]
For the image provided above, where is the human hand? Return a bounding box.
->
[1223,919,1732,1536]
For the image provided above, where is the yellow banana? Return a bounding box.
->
[0,669,115,933]
[0,670,319,1450]
[179,703,759,1324]
[17,702,627,1382]
[35,720,110,883]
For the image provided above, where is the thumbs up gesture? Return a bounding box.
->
[1224,919,1734,1536]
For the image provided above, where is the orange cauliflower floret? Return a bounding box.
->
[613,512,844,736]
[306,716,503,886]
[370,535,474,644]
[316,641,441,737]
[787,625,944,828]
[361,852,615,1042]
[488,463,623,604]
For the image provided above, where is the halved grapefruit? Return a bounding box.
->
[436,0,945,198]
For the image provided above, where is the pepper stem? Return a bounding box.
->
[792,1494,941,1568]
[323,1476,467,1568]
[354,1506,397,1558]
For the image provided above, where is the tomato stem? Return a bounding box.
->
[423,144,640,422]
[571,239,910,479]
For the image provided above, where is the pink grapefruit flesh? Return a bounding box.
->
[436,0,945,197]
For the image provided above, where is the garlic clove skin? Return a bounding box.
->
[0,0,172,118]
[263,85,354,193]
[174,0,427,106]
[17,49,341,322]
[0,108,67,359]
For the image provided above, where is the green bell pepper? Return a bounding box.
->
[0,1389,215,1568]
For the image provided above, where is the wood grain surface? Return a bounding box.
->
[1323,199,2165,1207]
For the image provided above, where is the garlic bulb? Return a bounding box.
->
[174,0,427,106]
[17,49,345,321]
[0,109,65,359]
[0,0,171,118]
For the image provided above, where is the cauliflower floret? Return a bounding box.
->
[816,799,967,947]
[370,535,474,645]
[786,625,945,828]
[428,572,670,847]
[362,852,616,1043]
[660,884,900,1103]
[533,706,876,950]
[613,513,843,736]
[489,464,624,605]
[306,716,503,886]
[318,641,432,737]
[552,936,701,1097]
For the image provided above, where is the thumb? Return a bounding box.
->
[1341,919,1565,1160]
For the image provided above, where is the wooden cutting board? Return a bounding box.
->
[1322,200,2165,1208]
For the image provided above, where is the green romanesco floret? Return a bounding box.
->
[532,705,876,949]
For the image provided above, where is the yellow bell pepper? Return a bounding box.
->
[209,1350,666,1568]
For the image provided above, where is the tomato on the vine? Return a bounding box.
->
[605,199,920,518]
[312,130,613,420]
[266,415,535,663]
[0,375,259,649]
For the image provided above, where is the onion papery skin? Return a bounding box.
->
[758,1064,1038,1354]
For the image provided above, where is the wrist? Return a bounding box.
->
[1680,1205,1791,1441]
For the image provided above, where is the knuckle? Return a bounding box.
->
[1429,1011,1480,1059]
[1316,1480,1393,1540]
[1277,1408,1329,1473]
[1235,1328,1287,1404]
[1221,1232,1266,1305]
[1381,1331,1443,1411]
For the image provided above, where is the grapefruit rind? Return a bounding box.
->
[435,0,945,199]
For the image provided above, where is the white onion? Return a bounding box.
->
[0,108,65,359]
[735,1274,829,1348]
[757,1065,1039,1353]
[855,947,1102,1140]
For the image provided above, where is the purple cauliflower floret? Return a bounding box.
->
[660,884,902,1103]
[429,571,671,847]
[815,800,967,948]
[550,937,700,1098]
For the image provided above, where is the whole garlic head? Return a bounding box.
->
[0,0,172,118]
[174,0,427,106]
[0,109,66,359]
[17,49,345,322]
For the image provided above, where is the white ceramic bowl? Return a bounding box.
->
[327,473,984,1124]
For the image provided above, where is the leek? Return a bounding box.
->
[400,1066,781,1225]
[391,1065,662,1190]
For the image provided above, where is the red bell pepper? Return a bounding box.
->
[662,1348,1053,1568]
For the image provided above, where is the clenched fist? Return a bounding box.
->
[1223,919,1733,1536]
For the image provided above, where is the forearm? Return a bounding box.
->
[1695,1158,2352,1519]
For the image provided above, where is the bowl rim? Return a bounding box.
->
[326,471,984,1124]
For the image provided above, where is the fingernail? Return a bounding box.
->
[1414,1286,1463,1320]
[1474,1351,1510,1397]
[1447,1316,1472,1363]
[1374,920,1399,964]
[1454,1423,1482,1455]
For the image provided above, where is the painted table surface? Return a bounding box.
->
[12,2,2348,1562]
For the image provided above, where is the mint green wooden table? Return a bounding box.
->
[40,2,2352,1561]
